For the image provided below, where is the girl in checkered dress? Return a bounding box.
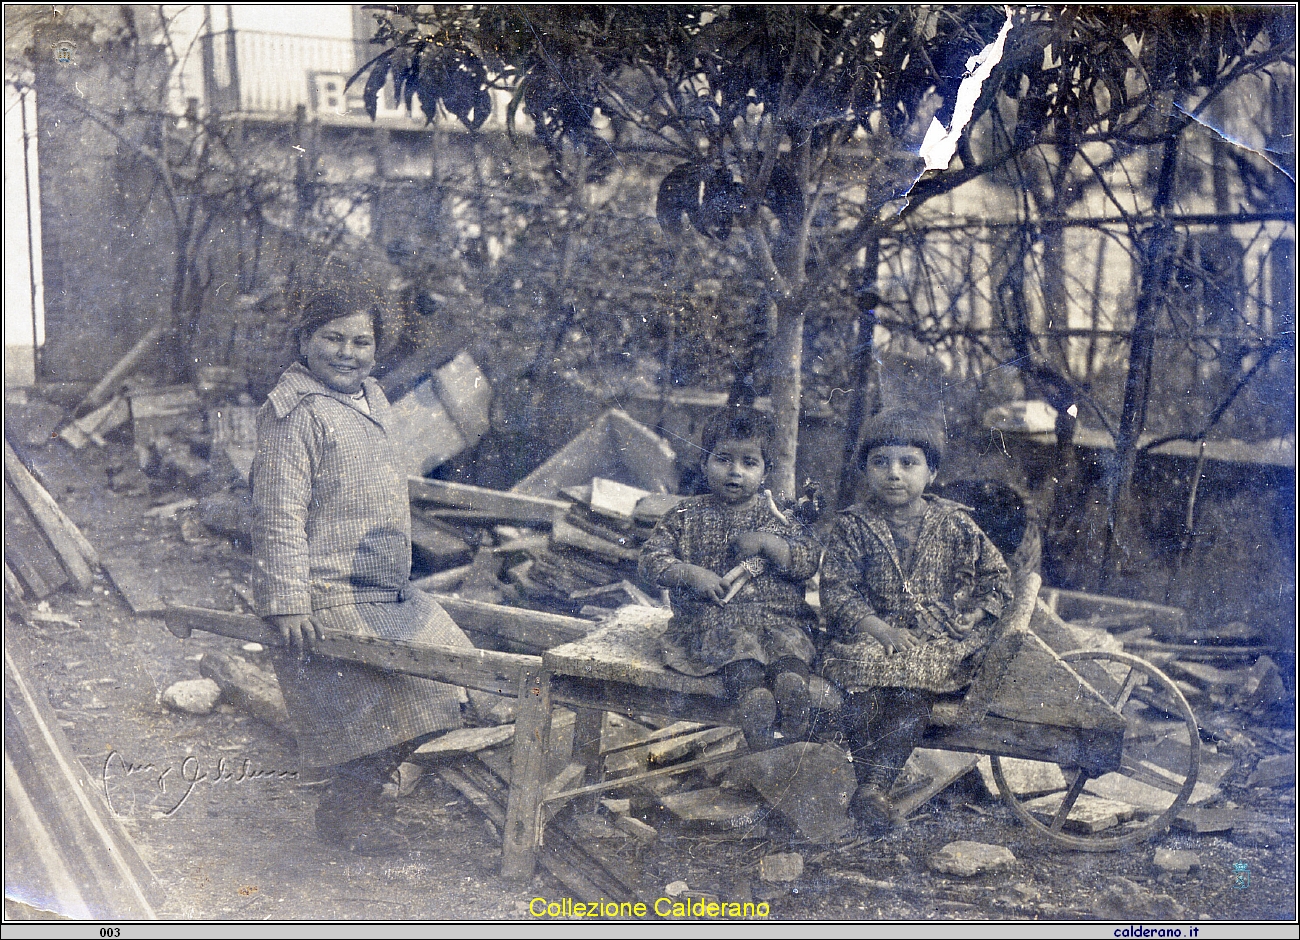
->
[640,407,819,750]
[252,290,473,855]
[820,407,1013,832]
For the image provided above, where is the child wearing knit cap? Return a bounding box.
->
[819,406,1013,831]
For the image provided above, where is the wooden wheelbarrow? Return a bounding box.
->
[530,572,1201,853]
[167,573,1200,881]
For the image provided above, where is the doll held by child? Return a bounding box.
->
[820,407,1013,832]
[639,407,820,750]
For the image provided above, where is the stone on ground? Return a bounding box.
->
[722,742,854,842]
[1153,849,1200,874]
[1091,876,1187,920]
[1022,791,1136,833]
[160,678,222,715]
[928,841,1016,876]
[759,852,804,883]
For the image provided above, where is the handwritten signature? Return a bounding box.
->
[102,750,297,817]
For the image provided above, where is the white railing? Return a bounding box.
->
[233,30,358,114]
[198,28,507,128]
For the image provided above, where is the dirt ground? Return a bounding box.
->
[4,397,1296,924]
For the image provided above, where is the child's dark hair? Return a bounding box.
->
[857,406,945,471]
[701,406,777,468]
[295,289,384,353]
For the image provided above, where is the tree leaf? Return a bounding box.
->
[363,54,391,121]
[655,161,704,236]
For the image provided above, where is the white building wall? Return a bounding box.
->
[4,82,43,387]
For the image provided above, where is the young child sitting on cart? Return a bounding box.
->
[639,407,820,751]
[820,406,1013,832]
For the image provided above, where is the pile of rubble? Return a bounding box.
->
[4,438,100,602]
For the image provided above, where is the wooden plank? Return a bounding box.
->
[589,478,651,521]
[409,477,569,525]
[923,713,1124,775]
[411,724,516,758]
[60,397,129,448]
[4,479,67,599]
[605,409,678,493]
[892,749,980,818]
[87,396,131,437]
[409,515,473,570]
[1040,586,1188,636]
[410,564,473,593]
[127,386,202,421]
[163,605,540,697]
[648,726,740,765]
[5,644,163,917]
[545,608,727,699]
[427,593,594,649]
[129,387,203,449]
[551,516,640,562]
[102,558,167,615]
[4,562,24,601]
[633,493,685,524]
[512,418,609,499]
[386,379,468,478]
[660,787,762,826]
[4,442,94,589]
[550,674,737,727]
[431,351,492,444]
[501,665,552,880]
[76,322,167,414]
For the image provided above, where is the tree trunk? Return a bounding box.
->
[838,235,881,508]
[1101,116,1181,588]
[767,300,805,500]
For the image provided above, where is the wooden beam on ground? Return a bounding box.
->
[5,643,163,918]
[409,477,568,526]
[4,441,95,589]
[4,480,68,599]
[102,559,167,616]
[408,515,473,570]
[410,564,473,593]
[75,323,167,415]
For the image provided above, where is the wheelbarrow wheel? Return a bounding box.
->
[990,649,1201,851]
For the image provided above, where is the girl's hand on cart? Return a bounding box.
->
[859,615,920,655]
[269,613,324,656]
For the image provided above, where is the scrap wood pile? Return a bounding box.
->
[1039,587,1289,726]
[415,476,680,616]
[3,438,100,604]
[407,408,684,618]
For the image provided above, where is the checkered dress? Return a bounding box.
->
[252,363,469,768]
[819,496,1013,693]
[640,493,819,677]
